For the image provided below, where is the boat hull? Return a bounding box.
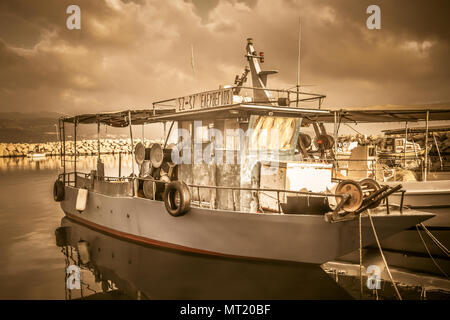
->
[383,180,450,257]
[339,180,450,275]
[60,186,433,265]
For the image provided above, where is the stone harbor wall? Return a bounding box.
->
[0,138,159,157]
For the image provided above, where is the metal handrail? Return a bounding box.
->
[152,85,326,109]
[59,170,406,215]
[59,171,343,198]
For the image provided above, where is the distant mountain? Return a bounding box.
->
[0,112,62,143]
[0,111,162,143]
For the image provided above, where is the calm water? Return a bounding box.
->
[0,155,134,299]
[0,155,351,299]
[0,155,447,300]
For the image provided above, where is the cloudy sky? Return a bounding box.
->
[0,0,449,116]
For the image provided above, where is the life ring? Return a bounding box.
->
[53,180,65,202]
[163,181,191,217]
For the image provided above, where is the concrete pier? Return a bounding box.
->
[0,138,158,158]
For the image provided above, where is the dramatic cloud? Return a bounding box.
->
[0,0,449,116]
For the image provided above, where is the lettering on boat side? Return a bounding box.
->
[179,304,271,317]
[66,265,81,290]
[176,88,234,112]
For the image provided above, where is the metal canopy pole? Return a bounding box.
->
[74,118,77,186]
[296,17,301,108]
[62,120,66,184]
[163,121,175,149]
[403,121,408,167]
[118,152,122,178]
[97,118,101,160]
[333,111,338,177]
[424,110,430,181]
[129,111,136,196]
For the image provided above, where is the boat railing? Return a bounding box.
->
[331,156,424,179]
[151,86,326,112]
[58,171,345,214]
[59,171,407,216]
[185,183,341,213]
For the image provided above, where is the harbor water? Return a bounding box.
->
[0,155,448,299]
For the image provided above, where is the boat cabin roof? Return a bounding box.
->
[318,104,450,123]
[60,104,330,127]
[383,125,450,135]
[60,84,331,127]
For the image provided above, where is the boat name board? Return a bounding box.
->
[177,88,234,112]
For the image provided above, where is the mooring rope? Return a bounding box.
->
[366,209,403,300]
[419,223,449,257]
[415,225,449,278]
[359,213,363,299]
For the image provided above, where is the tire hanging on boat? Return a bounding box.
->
[53,180,65,202]
[163,181,191,217]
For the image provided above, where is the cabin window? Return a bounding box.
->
[248,116,300,152]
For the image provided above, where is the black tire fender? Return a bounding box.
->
[53,180,65,202]
[163,181,191,217]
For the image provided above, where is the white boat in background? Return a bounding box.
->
[27,152,47,159]
[315,107,450,274]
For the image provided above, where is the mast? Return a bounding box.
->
[296,17,301,108]
[191,44,195,75]
[245,38,277,103]
[424,110,429,181]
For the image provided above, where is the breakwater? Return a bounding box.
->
[0,138,158,158]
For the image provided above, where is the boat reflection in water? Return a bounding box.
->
[55,217,352,300]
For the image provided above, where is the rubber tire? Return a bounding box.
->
[53,180,65,202]
[163,181,191,217]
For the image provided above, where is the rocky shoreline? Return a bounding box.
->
[0,138,158,158]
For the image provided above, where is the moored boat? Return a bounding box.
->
[315,107,450,274]
[53,38,434,266]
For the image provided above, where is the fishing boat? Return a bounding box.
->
[53,38,434,266]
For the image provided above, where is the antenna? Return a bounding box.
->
[191,44,195,75]
[296,17,301,108]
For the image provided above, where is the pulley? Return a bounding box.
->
[334,180,364,212]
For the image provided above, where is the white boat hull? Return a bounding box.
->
[374,180,450,259]
[60,186,433,265]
